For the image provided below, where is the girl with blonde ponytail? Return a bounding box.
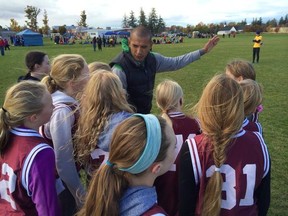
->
[179,74,270,216]
[155,79,201,215]
[0,81,60,215]
[41,54,89,215]
[77,114,176,216]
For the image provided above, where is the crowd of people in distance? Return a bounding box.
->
[0,26,270,216]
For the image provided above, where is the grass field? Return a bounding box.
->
[0,33,287,215]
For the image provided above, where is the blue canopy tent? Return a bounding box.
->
[117,31,130,37]
[16,29,43,46]
[104,31,117,36]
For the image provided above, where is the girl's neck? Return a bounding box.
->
[30,71,47,80]
[129,173,155,188]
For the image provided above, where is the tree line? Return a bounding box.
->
[1,5,288,35]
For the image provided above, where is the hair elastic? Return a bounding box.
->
[106,160,115,167]
[119,114,162,174]
[1,107,7,113]
[215,167,221,172]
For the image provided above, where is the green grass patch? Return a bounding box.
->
[0,33,287,215]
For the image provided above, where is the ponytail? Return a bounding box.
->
[77,165,129,216]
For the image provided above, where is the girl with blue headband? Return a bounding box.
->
[77,114,176,216]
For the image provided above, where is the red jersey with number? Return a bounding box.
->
[0,128,54,215]
[155,112,201,216]
[187,130,270,216]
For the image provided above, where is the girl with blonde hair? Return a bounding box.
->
[74,70,133,177]
[155,79,201,215]
[225,59,262,122]
[179,74,270,216]
[225,59,256,81]
[77,114,176,216]
[0,81,60,215]
[240,79,264,135]
[41,54,89,215]
[88,61,111,73]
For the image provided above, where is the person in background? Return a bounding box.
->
[77,114,176,216]
[154,79,201,215]
[92,36,97,51]
[0,36,5,56]
[41,54,89,216]
[18,51,51,82]
[179,74,270,216]
[4,38,10,50]
[252,30,263,63]
[97,36,102,51]
[0,81,60,216]
[74,70,134,180]
[110,25,219,114]
[88,61,111,73]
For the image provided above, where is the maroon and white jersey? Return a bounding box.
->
[187,130,270,216]
[142,204,168,216]
[155,112,201,216]
[0,127,58,216]
[242,118,263,135]
[90,147,109,172]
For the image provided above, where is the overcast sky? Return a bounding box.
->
[1,0,287,29]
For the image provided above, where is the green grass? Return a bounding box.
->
[1,33,288,215]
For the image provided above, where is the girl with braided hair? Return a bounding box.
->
[74,70,134,179]
[179,74,270,216]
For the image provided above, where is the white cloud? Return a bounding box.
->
[0,0,287,28]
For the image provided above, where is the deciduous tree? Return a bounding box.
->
[24,5,40,31]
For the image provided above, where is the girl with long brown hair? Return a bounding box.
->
[77,114,176,216]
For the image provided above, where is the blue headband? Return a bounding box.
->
[119,114,162,174]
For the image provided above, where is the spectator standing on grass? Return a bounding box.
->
[97,36,102,51]
[110,25,219,114]
[0,36,5,56]
[92,36,97,51]
[18,51,51,82]
[252,31,263,63]
[4,38,10,50]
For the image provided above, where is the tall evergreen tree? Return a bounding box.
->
[157,16,166,33]
[128,11,137,28]
[138,8,147,26]
[78,10,88,27]
[148,8,158,34]
[42,10,50,35]
[122,14,129,28]
[24,5,41,31]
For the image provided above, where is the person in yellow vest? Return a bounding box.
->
[252,31,263,63]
